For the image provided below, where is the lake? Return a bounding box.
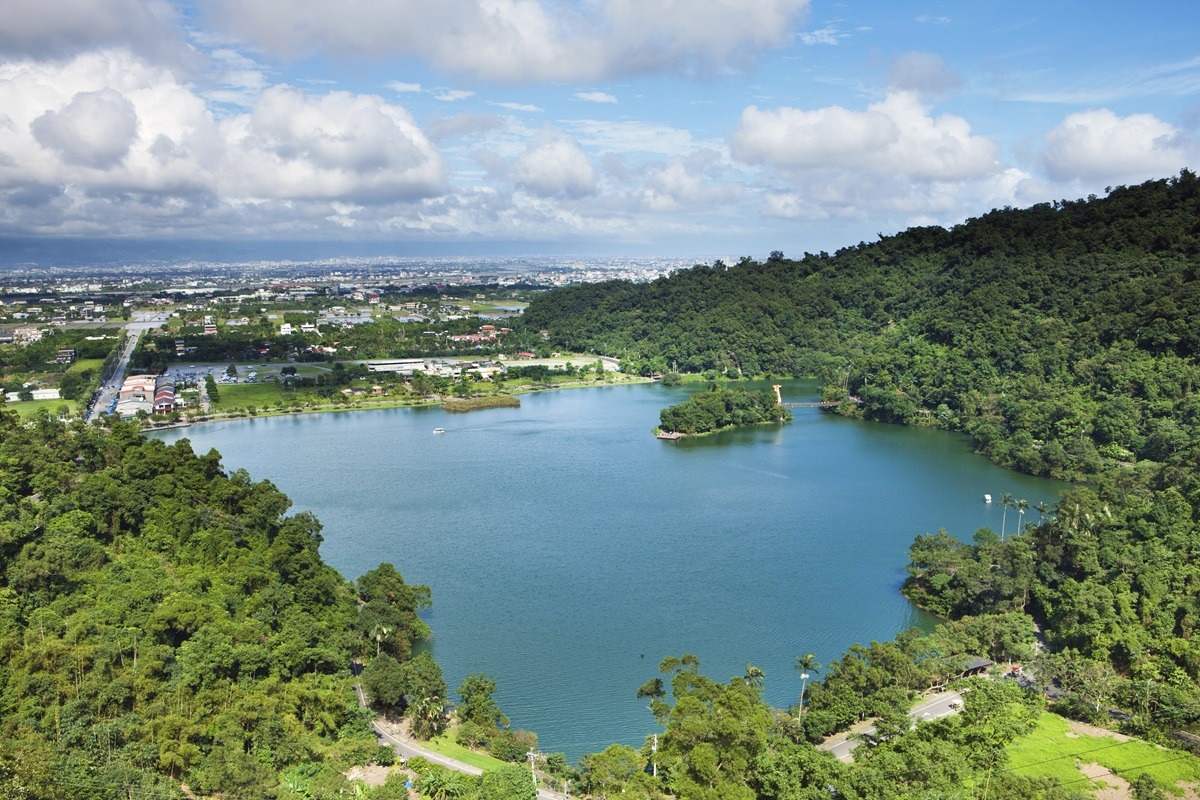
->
[153,380,1072,759]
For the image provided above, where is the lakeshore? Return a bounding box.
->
[151,379,1072,759]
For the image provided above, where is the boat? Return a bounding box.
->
[433,428,445,434]
[983,493,992,504]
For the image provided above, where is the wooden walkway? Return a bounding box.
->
[781,396,862,408]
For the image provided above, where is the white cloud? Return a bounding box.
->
[575,91,618,104]
[730,91,999,181]
[433,89,476,102]
[231,86,446,202]
[634,149,741,211]
[800,26,849,46]
[515,136,596,198]
[1041,109,1197,185]
[491,101,542,112]
[204,0,812,82]
[388,82,424,93]
[32,88,139,169]
[0,51,447,238]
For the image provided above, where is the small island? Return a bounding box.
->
[657,384,792,436]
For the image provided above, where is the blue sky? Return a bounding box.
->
[0,0,1198,258]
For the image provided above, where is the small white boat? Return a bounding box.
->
[433,428,445,434]
[983,493,992,504]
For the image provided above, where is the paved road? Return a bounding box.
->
[816,689,964,762]
[354,680,569,800]
[85,312,169,423]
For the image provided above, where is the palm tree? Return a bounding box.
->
[1035,501,1051,525]
[794,653,821,717]
[1015,498,1029,534]
[999,492,1014,540]
[743,663,765,692]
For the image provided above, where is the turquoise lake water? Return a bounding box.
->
[153,380,1072,759]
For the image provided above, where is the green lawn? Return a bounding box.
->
[419,730,509,772]
[7,398,75,419]
[67,358,106,375]
[212,382,284,409]
[1007,712,1200,791]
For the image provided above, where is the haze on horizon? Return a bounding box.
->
[0,0,1198,262]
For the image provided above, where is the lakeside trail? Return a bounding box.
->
[353,678,570,800]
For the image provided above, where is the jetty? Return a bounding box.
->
[771,384,862,408]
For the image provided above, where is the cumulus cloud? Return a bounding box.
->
[515,136,596,198]
[0,51,447,238]
[231,86,446,202]
[204,0,811,82]
[32,89,139,169]
[1041,108,1197,184]
[730,91,999,181]
[635,149,741,211]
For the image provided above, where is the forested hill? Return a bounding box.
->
[0,409,433,798]
[521,171,1200,480]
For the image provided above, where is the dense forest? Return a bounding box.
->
[659,385,792,434]
[7,174,1200,798]
[521,171,1200,482]
[0,408,435,798]
[516,172,1200,788]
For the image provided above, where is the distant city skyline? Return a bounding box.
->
[1,0,1198,260]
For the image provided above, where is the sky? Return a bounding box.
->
[0,0,1199,259]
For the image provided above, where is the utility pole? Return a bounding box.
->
[527,748,538,789]
[651,733,658,778]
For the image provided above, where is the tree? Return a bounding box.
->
[1015,497,1029,534]
[999,493,1014,540]
[361,653,405,709]
[794,654,821,718]
[743,663,765,693]
[477,763,537,800]
[457,673,508,731]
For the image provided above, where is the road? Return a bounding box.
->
[85,311,170,423]
[816,689,964,762]
[354,680,570,800]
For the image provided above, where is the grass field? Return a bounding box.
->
[419,730,509,772]
[67,358,106,375]
[8,398,75,419]
[1007,712,1200,792]
[213,382,285,409]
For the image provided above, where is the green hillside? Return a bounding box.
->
[522,171,1200,481]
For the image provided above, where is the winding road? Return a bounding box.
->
[354,680,569,800]
[816,689,965,762]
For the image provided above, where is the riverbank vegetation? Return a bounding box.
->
[443,395,521,412]
[658,385,791,434]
